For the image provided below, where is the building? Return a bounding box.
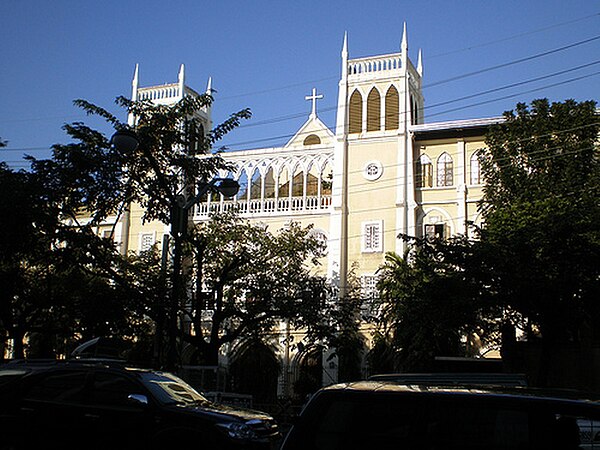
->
[95,26,500,394]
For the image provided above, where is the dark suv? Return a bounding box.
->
[0,360,279,450]
[281,381,600,450]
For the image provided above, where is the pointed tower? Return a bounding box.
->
[330,24,424,292]
[130,64,211,139]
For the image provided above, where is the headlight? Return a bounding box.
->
[216,422,258,440]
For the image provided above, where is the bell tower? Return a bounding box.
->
[329,23,424,296]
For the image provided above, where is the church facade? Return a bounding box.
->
[96,27,500,392]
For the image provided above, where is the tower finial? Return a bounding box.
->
[401,22,408,53]
[206,77,213,95]
[178,64,185,98]
[178,64,185,84]
[131,64,139,102]
[417,49,423,76]
[341,32,349,81]
[133,64,139,87]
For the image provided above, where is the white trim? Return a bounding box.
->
[138,231,156,252]
[361,220,383,253]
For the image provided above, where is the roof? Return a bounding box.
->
[411,117,504,140]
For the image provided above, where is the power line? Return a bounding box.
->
[423,34,600,89]
[428,13,600,59]
[220,71,600,150]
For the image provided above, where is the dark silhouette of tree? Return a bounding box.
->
[479,98,600,385]
[375,235,498,372]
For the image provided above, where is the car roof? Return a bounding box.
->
[368,372,528,386]
[1,359,154,375]
[318,381,600,407]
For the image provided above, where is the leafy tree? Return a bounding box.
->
[375,235,499,372]
[0,162,61,358]
[23,95,334,368]
[326,264,365,382]
[0,160,152,358]
[480,99,600,346]
[182,212,329,365]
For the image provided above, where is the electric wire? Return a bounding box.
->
[2,31,599,155]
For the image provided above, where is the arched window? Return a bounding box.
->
[385,86,399,130]
[303,134,321,146]
[236,171,249,201]
[278,167,290,197]
[437,153,454,187]
[306,162,319,196]
[367,88,381,132]
[321,162,333,196]
[470,151,482,185]
[416,154,433,188]
[249,168,261,199]
[349,90,362,134]
[292,170,304,197]
[264,166,276,198]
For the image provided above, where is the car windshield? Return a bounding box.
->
[139,371,210,406]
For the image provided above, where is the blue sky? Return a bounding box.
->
[1,0,598,169]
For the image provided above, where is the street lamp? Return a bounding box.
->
[110,129,139,153]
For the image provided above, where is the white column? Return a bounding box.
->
[328,33,349,296]
[456,139,468,235]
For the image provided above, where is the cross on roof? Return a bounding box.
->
[305,88,323,118]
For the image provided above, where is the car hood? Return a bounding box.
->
[167,401,273,422]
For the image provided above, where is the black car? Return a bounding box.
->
[281,381,600,450]
[0,360,279,450]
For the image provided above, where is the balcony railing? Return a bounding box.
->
[193,195,332,219]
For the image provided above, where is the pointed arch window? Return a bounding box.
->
[470,151,482,185]
[416,154,433,188]
[249,168,261,200]
[437,153,454,187]
[349,90,363,134]
[264,166,276,198]
[321,162,333,196]
[306,162,319,196]
[367,88,381,132]
[278,167,290,198]
[385,86,399,130]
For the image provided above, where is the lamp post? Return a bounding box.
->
[111,129,239,370]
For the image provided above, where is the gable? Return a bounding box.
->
[284,116,334,150]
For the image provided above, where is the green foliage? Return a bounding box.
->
[375,235,499,371]
[29,95,250,227]
[480,98,600,342]
[182,212,330,364]
[1,94,252,359]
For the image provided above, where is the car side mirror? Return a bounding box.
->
[127,394,149,407]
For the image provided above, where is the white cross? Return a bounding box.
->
[305,88,323,118]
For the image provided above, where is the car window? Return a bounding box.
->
[91,372,145,408]
[23,370,88,405]
[139,371,208,406]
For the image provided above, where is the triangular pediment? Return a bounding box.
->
[284,115,334,149]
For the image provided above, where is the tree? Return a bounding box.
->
[479,99,600,384]
[375,234,499,372]
[0,160,151,358]
[25,95,335,368]
[181,212,329,365]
